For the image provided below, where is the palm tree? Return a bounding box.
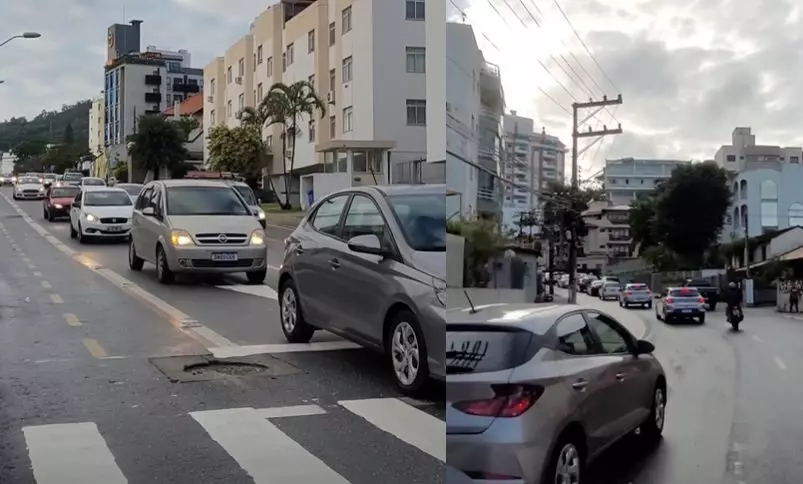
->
[240,80,325,209]
[127,115,187,181]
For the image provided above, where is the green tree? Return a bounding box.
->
[127,115,188,181]
[653,161,731,266]
[170,116,199,141]
[628,188,662,253]
[241,81,325,209]
[206,125,267,179]
[542,181,593,239]
[63,123,75,145]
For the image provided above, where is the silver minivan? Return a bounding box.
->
[128,180,268,284]
[277,184,446,395]
[447,303,666,484]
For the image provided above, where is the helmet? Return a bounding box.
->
[729,281,736,288]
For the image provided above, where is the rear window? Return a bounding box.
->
[446,326,535,375]
[687,279,712,286]
[51,187,79,198]
[669,288,700,297]
[627,284,648,290]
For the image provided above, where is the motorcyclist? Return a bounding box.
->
[726,281,743,322]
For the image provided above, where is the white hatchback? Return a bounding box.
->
[69,187,133,243]
[599,281,622,300]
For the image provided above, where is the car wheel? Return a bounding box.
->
[246,269,267,285]
[155,245,174,284]
[77,223,87,244]
[698,314,706,324]
[542,432,584,484]
[647,302,652,309]
[69,222,77,239]
[709,303,717,311]
[47,210,54,222]
[641,382,666,441]
[128,238,144,271]
[387,309,429,395]
[278,278,315,343]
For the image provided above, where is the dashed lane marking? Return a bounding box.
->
[33,271,42,277]
[751,334,761,342]
[41,281,52,289]
[775,356,787,370]
[49,294,63,304]
[82,338,108,358]
[63,313,82,327]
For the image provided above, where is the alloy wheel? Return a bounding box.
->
[654,388,666,430]
[554,443,581,484]
[391,321,420,386]
[281,288,297,334]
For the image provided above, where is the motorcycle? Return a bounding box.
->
[729,306,744,331]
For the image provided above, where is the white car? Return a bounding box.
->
[69,187,133,243]
[599,281,622,300]
[13,175,46,200]
[80,177,107,187]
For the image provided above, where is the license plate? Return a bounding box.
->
[682,309,692,313]
[212,252,238,262]
[106,226,124,233]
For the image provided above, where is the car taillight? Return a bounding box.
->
[452,384,543,418]
[624,291,632,296]
[665,297,674,304]
[698,297,705,303]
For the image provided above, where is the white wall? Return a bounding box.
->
[426,0,445,163]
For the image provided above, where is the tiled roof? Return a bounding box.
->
[162,94,203,117]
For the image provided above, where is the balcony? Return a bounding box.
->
[145,74,162,85]
[173,83,200,94]
[144,92,162,103]
[608,216,629,225]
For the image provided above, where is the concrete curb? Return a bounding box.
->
[553,288,650,340]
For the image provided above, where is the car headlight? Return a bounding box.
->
[53,204,63,209]
[249,229,265,245]
[84,213,98,222]
[257,208,266,220]
[39,186,45,192]
[170,229,194,246]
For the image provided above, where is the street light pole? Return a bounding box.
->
[0,32,42,48]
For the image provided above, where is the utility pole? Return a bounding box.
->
[568,95,623,304]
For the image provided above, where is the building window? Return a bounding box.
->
[257,82,263,103]
[740,179,747,199]
[405,0,425,20]
[308,120,315,142]
[329,69,336,91]
[308,30,315,53]
[210,109,215,125]
[342,107,353,132]
[342,56,353,83]
[287,43,294,65]
[282,53,287,72]
[342,7,352,33]
[238,93,244,112]
[257,45,263,64]
[238,58,244,76]
[329,115,336,137]
[726,154,736,162]
[227,66,232,83]
[406,99,426,125]
[209,78,215,93]
[227,100,232,117]
[792,156,800,163]
[329,22,336,45]
[789,203,803,226]
[308,74,315,88]
[253,53,257,71]
[760,179,778,228]
[266,57,273,76]
[266,135,272,147]
[405,47,425,73]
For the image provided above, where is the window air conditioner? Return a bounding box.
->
[327,91,335,104]
[235,76,243,85]
[207,95,214,103]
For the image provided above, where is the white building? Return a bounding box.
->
[0,152,15,175]
[144,46,202,105]
[499,111,566,233]
[88,97,104,156]
[204,0,428,207]
[714,127,802,173]
[602,157,687,205]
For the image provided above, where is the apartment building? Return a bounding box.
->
[578,201,632,271]
[602,157,687,206]
[715,127,802,173]
[144,46,202,105]
[499,111,566,233]
[88,97,104,157]
[204,0,428,207]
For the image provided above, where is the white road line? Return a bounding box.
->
[255,404,327,419]
[215,284,278,300]
[23,422,128,484]
[751,334,762,342]
[775,356,787,370]
[41,281,52,289]
[211,340,361,358]
[339,398,446,462]
[190,407,350,484]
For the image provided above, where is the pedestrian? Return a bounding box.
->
[789,282,800,313]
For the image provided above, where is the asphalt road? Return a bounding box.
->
[569,290,803,484]
[0,188,444,484]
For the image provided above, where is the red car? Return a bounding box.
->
[43,184,80,221]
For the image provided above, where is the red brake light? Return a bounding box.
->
[453,384,543,418]
[665,297,674,304]
[698,297,705,304]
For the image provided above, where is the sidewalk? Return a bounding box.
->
[553,288,648,340]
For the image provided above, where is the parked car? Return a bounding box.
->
[683,278,719,310]
[69,187,134,243]
[620,283,653,308]
[588,279,604,296]
[277,184,445,394]
[43,184,80,221]
[13,176,45,200]
[128,179,268,284]
[655,286,706,324]
[446,304,666,484]
[599,280,621,300]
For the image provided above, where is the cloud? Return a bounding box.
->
[462,0,803,174]
[0,0,263,122]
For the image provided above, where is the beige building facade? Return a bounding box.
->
[204,0,428,206]
[578,201,633,271]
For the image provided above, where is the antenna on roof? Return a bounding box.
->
[464,290,478,314]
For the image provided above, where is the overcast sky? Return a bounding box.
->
[0,0,257,120]
[449,0,803,176]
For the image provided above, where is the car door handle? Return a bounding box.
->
[571,379,588,390]
[328,258,341,269]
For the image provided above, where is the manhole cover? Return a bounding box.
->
[149,354,301,382]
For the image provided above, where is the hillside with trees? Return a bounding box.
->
[0,100,91,154]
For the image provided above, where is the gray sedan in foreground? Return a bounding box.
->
[446,303,666,484]
[277,184,445,395]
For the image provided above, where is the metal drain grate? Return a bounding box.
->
[185,360,269,377]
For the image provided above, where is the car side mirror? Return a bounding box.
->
[635,339,655,355]
[257,198,262,204]
[347,234,387,257]
[142,206,155,216]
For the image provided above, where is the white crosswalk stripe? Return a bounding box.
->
[21,397,443,483]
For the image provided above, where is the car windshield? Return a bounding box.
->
[82,178,105,186]
[84,191,132,206]
[44,174,57,179]
[64,173,82,181]
[233,185,258,205]
[51,187,79,198]
[166,186,250,216]
[118,185,144,196]
[627,284,648,290]
[387,193,445,251]
[20,177,39,184]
